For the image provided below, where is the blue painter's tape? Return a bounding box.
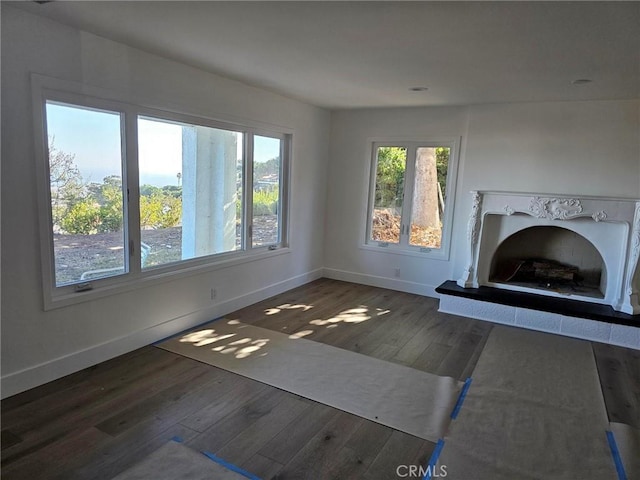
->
[201,450,262,480]
[606,430,628,480]
[423,439,446,480]
[450,377,472,419]
[170,436,183,443]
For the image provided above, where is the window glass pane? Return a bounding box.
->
[46,101,125,286]
[409,146,449,248]
[138,117,243,268]
[370,147,406,244]
[252,135,281,247]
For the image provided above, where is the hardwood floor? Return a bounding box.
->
[593,341,640,428]
[229,278,494,382]
[1,278,638,479]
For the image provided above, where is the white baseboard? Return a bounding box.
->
[322,267,438,298]
[1,268,324,399]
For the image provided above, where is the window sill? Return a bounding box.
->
[44,246,291,311]
[359,243,450,261]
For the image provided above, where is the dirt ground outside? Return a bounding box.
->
[371,209,442,248]
[53,215,279,285]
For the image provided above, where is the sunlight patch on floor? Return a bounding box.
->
[264,303,314,315]
[179,321,271,359]
[289,329,314,339]
[310,306,371,326]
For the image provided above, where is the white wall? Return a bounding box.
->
[325,107,470,295]
[326,99,639,295]
[452,100,640,277]
[0,6,330,397]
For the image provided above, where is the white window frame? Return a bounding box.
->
[363,138,460,260]
[32,75,291,309]
[246,131,290,250]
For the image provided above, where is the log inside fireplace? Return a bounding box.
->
[490,258,603,297]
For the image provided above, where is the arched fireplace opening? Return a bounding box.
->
[457,192,639,314]
[489,225,606,299]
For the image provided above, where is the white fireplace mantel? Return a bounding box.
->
[457,191,640,314]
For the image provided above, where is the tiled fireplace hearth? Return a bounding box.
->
[438,191,640,349]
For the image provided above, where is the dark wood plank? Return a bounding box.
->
[366,342,401,361]
[228,279,333,325]
[274,410,363,479]
[257,401,338,465]
[2,347,180,432]
[186,387,293,454]
[327,421,395,478]
[94,362,224,436]
[459,322,493,380]
[54,424,201,480]
[1,350,196,464]
[410,342,452,374]
[593,342,640,428]
[1,430,23,450]
[248,281,371,335]
[212,393,311,466]
[330,294,427,354]
[0,347,158,413]
[363,431,435,480]
[179,375,268,432]
[1,427,110,480]
[436,331,483,381]
[391,317,441,366]
[239,453,283,480]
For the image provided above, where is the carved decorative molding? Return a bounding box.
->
[627,203,640,295]
[529,197,583,220]
[458,191,483,287]
[467,192,483,244]
[592,211,607,222]
[459,191,640,314]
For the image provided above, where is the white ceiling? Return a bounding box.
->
[12,1,640,109]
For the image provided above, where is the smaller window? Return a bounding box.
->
[366,139,459,258]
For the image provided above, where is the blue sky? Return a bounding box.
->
[46,102,280,187]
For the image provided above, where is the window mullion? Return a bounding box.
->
[244,131,254,250]
[124,110,142,274]
[399,145,417,247]
[278,135,290,247]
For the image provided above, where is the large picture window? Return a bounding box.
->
[366,140,459,258]
[35,83,290,305]
[138,116,244,268]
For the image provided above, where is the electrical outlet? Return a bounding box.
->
[210,288,217,300]
[394,268,401,278]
